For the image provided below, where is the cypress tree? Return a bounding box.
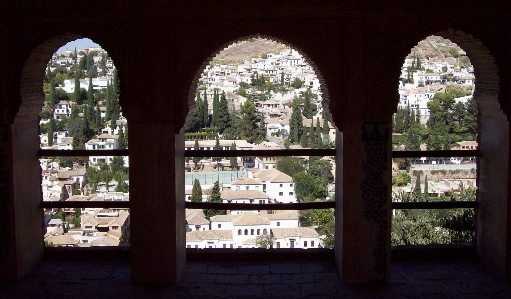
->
[48,81,57,107]
[192,139,201,169]
[309,118,316,149]
[229,142,238,170]
[413,172,422,202]
[118,126,126,149]
[47,119,54,146]
[300,131,309,148]
[124,124,128,148]
[113,68,120,98]
[315,117,322,148]
[203,90,209,127]
[95,103,101,126]
[212,89,219,127]
[302,88,313,119]
[105,82,111,121]
[191,179,203,202]
[322,115,330,146]
[87,76,94,105]
[195,93,204,130]
[280,72,285,86]
[73,68,81,103]
[257,117,267,142]
[290,100,303,144]
[217,91,231,134]
[204,181,226,219]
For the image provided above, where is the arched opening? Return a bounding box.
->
[182,36,336,251]
[12,34,130,254]
[392,29,508,278]
[392,34,478,246]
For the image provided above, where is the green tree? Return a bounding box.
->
[192,139,201,170]
[111,156,125,173]
[276,156,305,177]
[293,172,327,202]
[322,115,330,146]
[203,89,209,127]
[118,126,126,149]
[302,88,313,119]
[239,100,258,143]
[191,179,203,202]
[291,77,304,89]
[256,232,275,249]
[213,136,222,169]
[229,142,238,170]
[217,91,231,134]
[289,100,303,144]
[204,181,226,219]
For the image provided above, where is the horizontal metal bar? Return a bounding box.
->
[39,149,129,157]
[41,201,130,209]
[185,201,335,210]
[184,149,336,157]
[392,150,480,158]
[392,201,478,209]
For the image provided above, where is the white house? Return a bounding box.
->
[85,134,119,165]
[272,227,320,249]
[252,169,297,203]
[53,101,71,119]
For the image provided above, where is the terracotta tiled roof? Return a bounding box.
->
[271,227,319,238]
[232,213,270,226]
[221,190,270,200]
[186,230,233,241]
[266,211,299,220]
[253,169,293,183]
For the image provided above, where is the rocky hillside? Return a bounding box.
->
[211,38,288,64]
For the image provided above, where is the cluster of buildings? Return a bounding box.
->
[44,193,130,247]
[186,210,321,249]
[398,39,475,124]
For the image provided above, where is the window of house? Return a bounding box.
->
[223,244,226,248]
[279,184,283,187]
[276,242,280,248]
[244,229,248,235]
[218,224,221,228]
[195,245,198,248]
[257,229,260,235]
[238,229,242,235]
[277,222,280,226]
[311,241,314,247]
[289,192,293,196]
[187,245,191,248]
[279,192,283,196]
[251,229,254,235]
[304,241,307,247]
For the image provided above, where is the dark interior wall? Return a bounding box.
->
[1,0,510,284]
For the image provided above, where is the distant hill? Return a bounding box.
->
[211,38,288,64]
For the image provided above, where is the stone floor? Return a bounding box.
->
[2,259,511,298]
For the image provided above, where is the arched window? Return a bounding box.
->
[238,229,242,235]
[392,35,478,248]
[244,229,248,235]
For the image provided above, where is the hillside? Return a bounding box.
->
[211,38,288,64]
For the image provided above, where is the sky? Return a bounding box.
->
[56,38,100,53]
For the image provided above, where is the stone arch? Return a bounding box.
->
[394,27,502,117]
[182,34,333,131]
[394,28,510,279]
[18,33,124,123]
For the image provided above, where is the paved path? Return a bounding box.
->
[1,259,511,298]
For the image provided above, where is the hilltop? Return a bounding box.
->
[210,38,288,65]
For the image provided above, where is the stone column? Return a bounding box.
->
[336,120,391,283]
[477,107,509,279]
[129,122,185,285]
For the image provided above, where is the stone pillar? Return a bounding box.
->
[129,122,185,285]
[477,109,509,279]
[0,118,44,282]
[336,120,391,283]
